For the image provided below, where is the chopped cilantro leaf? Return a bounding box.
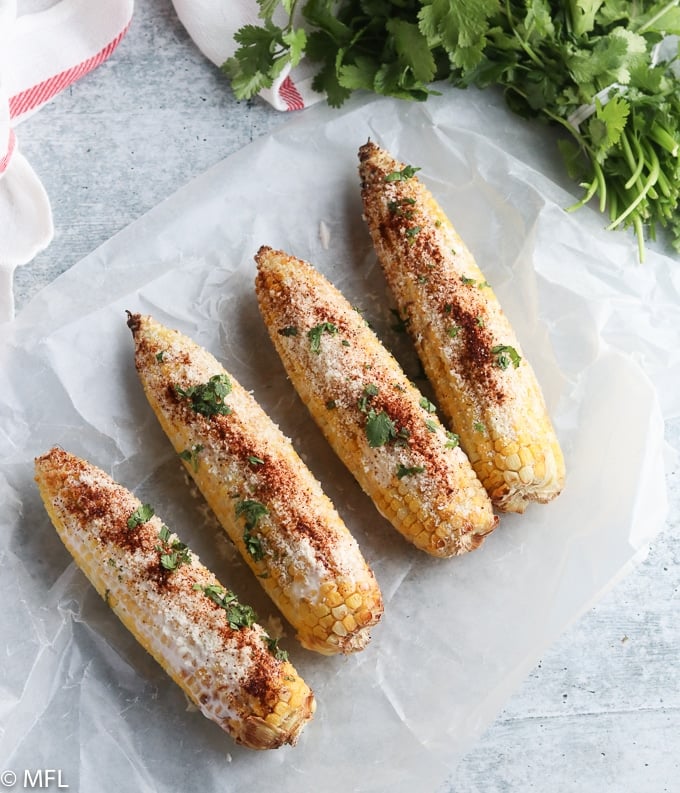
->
[308,322,338,354]
[175,374,232,417]
[396,463,425,478]
[127,503,154,529]
[384,165,421,181]
[445,431,460,448]
[419,396,437,413]
[179,444,204,472]
[279,326,298,337]
[491,344,522,370]
[266,635,289,662]
[365,409,397,447]
[236,499,269,561]
[194,583,257,629]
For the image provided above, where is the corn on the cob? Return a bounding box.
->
[127,313,382,656]
[34,447,315,750]
[358,141,566,513]
[254,246,498,558]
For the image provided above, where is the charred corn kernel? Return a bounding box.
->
[358,141,566,513]
[127,313,383,656]
[254,246,498,558]
[34,447,314,750]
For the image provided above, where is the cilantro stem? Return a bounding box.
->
[636,0,680,34]
[650,123,679,157]
[607,145,660,231]
[567,177,599,212]
[622,131,646,191]
[633,213,646,263]
[502,0,543,70]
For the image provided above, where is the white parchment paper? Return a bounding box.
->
[1,87,679,793]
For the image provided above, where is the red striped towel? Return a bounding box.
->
[0,0,133,322]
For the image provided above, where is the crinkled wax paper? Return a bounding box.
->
[1,87,679,793]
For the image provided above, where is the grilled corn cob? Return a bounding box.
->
[358,141,566,513]
[34,447,315,749]
[127,313,382,656]
[254,246,498,558]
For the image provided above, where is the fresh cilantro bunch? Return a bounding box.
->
[224,1,680,258]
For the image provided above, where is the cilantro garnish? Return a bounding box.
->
[358,383,379,413]
[155,524,191,572]
[307,322,338,354]
[419,396,436,413]
[179,444,204,472]
[235,499,269,561]
[127,503,154,529]
[175,374,232,417]
[266,635,289,662]
[194,583,257,629]
[445,431,460,449]
[365,409,397,448]
[396,463,425,478]
[279,326,298,337]
[388,197,417,218]
[491,344,522,370]
[385,165,421,182]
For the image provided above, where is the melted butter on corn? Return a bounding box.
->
[34,447,315,750]
[254,246,498,558]
[358,141,565,513]
[127,313,383,655]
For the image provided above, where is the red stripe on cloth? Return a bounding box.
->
[278,75,305,112]
[0,128,17,175]
[8,23,130,121]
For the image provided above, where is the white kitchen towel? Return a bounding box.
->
[171,0,324,111]
[0,0,134,323]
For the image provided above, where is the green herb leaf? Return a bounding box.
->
[278,326,299,337]
[236,499,269,561]
[365,409,397,447]
[419,396,437,413]
[194,583,257,629]
[127,503,154,529]
[179,444,204,472]
[396,463,425,478]
[445,431,460,448]
[175,374,232,417]
[236,499,269,530]
[491,344,522,369]
[308,321,338,353]
[384,164,421,182]
[266,635,289,661]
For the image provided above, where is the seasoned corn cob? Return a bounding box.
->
[358,141,566,513]
[127,313,382,656]
[34,447,315,750]
[254,246,498,558]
